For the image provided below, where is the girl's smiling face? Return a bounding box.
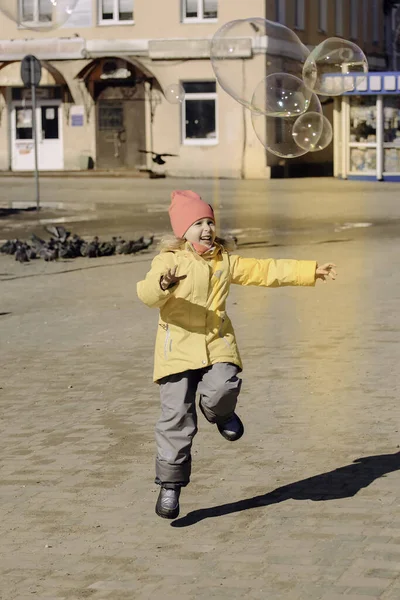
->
[184,218,216,248]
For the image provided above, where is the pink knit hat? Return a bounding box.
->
[169,190,214,238]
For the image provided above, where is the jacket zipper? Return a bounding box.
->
[164,325,172,359]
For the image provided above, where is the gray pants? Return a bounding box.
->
[155,363,242,486]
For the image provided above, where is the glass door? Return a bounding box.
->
[11,101,63,171]
[383,97,400,176]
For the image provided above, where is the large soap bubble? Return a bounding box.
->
[252,73,312,117]
[0,0,78,30]
[251,93,322,158]
[210,17,309,112]
[302,37,368,96]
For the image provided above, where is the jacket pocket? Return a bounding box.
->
[218,314,231,348]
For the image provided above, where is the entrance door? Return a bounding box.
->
[96,101,126,169]
[11,101,63,171]
[96,95,146,170]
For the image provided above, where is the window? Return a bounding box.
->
[372,0,379,43]
[350,0,358,39]
[335,0,343,35]
[98,103,124,130]
[318,0,327,33]
[363,0,369,42]
[275,0,286,24]
[16,108,33,140]
[182,81,217,145]
[349,96,377,173]
[20,0,52,25]
[182,0,217,21]
[384,97,400,173]
[294,0,304,30]
[99,0,133,24]
[41,106,59,139]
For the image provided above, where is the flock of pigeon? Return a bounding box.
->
[0,226,154,263]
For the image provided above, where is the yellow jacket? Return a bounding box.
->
[137,242,317,382]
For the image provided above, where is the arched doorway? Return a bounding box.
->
[0,60,71,171]
[77,58,155,170]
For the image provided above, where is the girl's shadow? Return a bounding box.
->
[171,450,400,528]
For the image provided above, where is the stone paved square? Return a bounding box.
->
[1,178,400,599]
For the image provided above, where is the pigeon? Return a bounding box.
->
[138,150,178,166]
[0,240,18,255]
[140,235,154,251]
[27,247,37,260]
[45,225,70,243]
[15,243,30,263]
[30,234,46,252]
[86,236,100,258]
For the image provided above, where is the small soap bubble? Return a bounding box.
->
[308,115,333,152]
[292,111,324,151]
[164,83,185,104]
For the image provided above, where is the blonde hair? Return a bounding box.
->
[159,234,237,253]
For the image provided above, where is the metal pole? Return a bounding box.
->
[341,96,349,180]
[376,95,383,181]
[30,57,40,210]
[333,98,340,178]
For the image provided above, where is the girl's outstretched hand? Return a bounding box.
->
[160,266,187,291]
[316,263,337,283]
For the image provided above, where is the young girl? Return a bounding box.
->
[137,190,336,520]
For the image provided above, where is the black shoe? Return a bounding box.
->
[200,402,244,442]
[155,486,180,520]
[217,414,244,441]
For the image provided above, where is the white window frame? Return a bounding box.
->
[335,0,343,36]
[98,0,134,26]
[181,82,218,146]
[372,0,379,43]
[181,0,218,23]
[318,0,328,33]
[275,0,286,25]
[294,0,305,30]
[350,0,358,39]
[19,0,52,28]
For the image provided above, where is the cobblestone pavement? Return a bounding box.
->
[1,179,400,599]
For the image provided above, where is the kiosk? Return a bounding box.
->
[331,72,400,181]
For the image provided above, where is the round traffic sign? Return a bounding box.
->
[21,55,42,87]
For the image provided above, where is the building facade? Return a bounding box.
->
[385,1,400,70]
[0,0,387,178]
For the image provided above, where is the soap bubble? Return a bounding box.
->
[252,73,312,117]
[210,17,309,112]
[308,115,333,152]
[164,83,185,104]
[0,0,78,30]
[302,37,368,96]
[292,111,325,151]
[251,93,322,158]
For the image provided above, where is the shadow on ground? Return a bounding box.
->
[0,207,38,218]
[171,450,400,528]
